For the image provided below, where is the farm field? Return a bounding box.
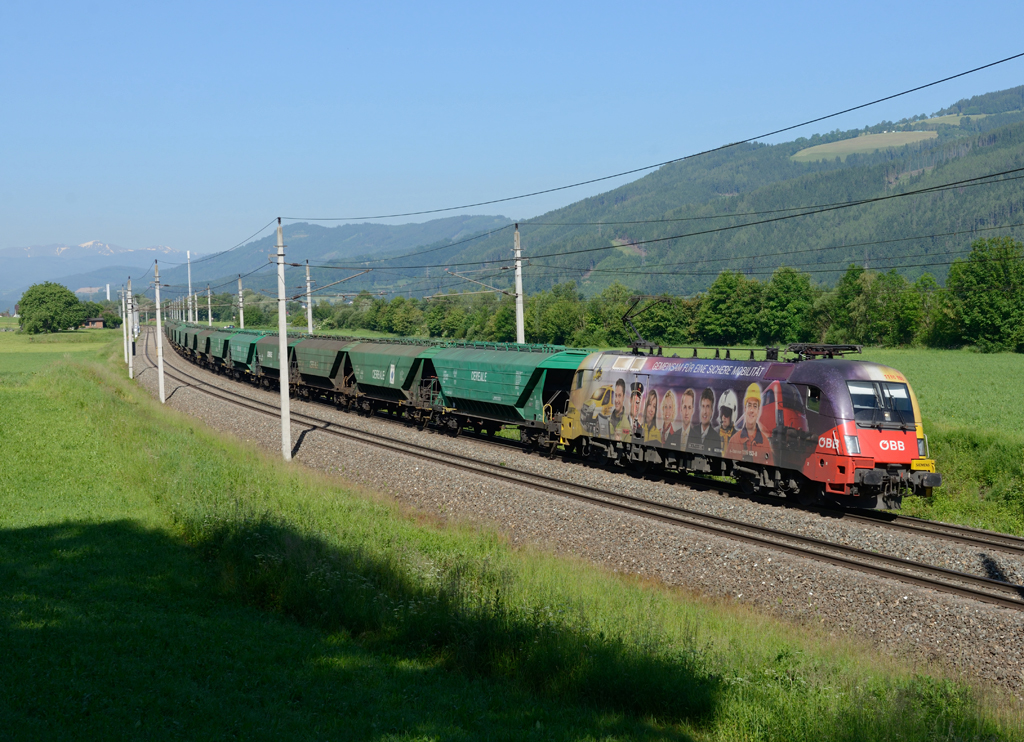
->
[0,328,122,384]
[790,130,937,162]
[1,338,1019,740]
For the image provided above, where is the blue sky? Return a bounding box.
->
[3,0,1023,254]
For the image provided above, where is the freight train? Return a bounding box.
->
[163,320,941,510]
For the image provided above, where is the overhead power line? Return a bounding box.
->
[542,220,1024,273]
[278,51,1024,223]
[304,164,1024,271]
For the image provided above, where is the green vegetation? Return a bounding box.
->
[14,281,124,334]
[17,281,89,333]
[314,237,1024,353]
[1,337,1020,739]
[921,113,991,126]
[791,131,937,162]
[935,86,1024,117]
[0,327,121,385]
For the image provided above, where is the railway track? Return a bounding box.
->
[142,328,1024,612]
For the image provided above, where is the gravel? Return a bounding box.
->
[134,332,1024,695]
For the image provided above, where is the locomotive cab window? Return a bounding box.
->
[575,370,585,390]
[806,386,821,413]
[846,381,914,426]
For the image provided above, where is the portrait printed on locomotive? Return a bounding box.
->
[570,353,844,470]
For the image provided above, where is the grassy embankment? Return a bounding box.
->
[1,333,1021,739]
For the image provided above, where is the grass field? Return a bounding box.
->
[858,348,1024,435]
[1,338,1019,739]
[790,131,937,162]
[0,327,122,385]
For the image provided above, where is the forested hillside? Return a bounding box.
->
[157,85,1024,303]
[337,110,1024,299]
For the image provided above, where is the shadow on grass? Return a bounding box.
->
[0,520,702,741]
[190,516,721,724]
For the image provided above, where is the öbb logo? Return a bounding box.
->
[817,436,838,450]
[878,439,905,451]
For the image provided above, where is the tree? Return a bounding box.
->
[850,270,921,346]
[18,282,86,334]
[756,267,816,344]
[945,236,1024,352]
[488,301,516,342]
[817,265,865,343]
[695,271,762,345]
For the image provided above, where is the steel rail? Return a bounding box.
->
[668,476,1024,557]
[143,329,1024,611]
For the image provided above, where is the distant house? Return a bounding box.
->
[82,317,105,329]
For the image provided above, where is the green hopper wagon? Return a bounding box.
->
[255,334,303,381]
[347,340,435,403]
[427,344,591,425]
[293,337,360,390]
[226,330,268,373]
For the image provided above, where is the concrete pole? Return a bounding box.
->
[276,218,292,461]
[106,283,110,301]
[154,262,166,404]
[186,250,194,322]
[121,289,128,363]
[514,223,525,344]
[238,275,245,329]
[207,284,212,327]
[127,278,134,380]
[305,260,313,334]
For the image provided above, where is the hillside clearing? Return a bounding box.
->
[791,130,937,162]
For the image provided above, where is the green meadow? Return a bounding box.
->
[0,327,122,385]
[1,335,1021,739]
[790,130,937,162]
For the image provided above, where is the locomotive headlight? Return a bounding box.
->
[844,435,861,455]
[918,436,928,457]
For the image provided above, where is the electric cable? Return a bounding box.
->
[278,52,1024,222]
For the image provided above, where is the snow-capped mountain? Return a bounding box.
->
[0,241,190,311]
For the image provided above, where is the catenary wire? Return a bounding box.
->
[301,165,1024,271]
[278,52,1024,222]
